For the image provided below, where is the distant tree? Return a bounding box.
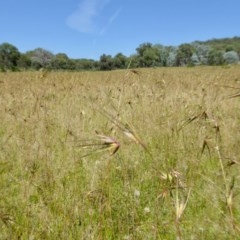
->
[223,51,239,64]
[93,60,100,70]
[17,53,31,70]
[113,53,128,69]
[203,37,240,56]
[143,47,161,67]
[128,54,140,68]
[135,43,161,67]
[166,46,178,66]
[191,53,200,65]
[2,36,239,71]
[99,54,114,70]
[176,43,194,66]
[225,45,234,52]
[191,43,210,65]
[135,43,151,67]
[26,48,54,69]
[136,43,152,56]
[207,50,224,65]
[158,46,169,66]
[51,53,69,70]
[74,58,96,70]
[66,59,77,70]
[167,52,177,66]
[0,42,21,71]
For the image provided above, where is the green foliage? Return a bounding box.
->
[136,42,153,56]
[17,54,31,69]
[74,59,96,71]
[26,48,54,70]
[0,36,240,71]
[99,54,114,70]
[113,53,128,69]
[176,44,194,66]
[208,50,225,65]
[135,43,161,67]
[0,42,21,71]
[226,45,234,52]
[51,53,70,70]
[202,36,240,53]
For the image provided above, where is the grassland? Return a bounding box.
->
[0,66,240,239]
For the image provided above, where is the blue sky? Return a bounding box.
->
[1,0,239,60]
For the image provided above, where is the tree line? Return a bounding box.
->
[0,37,240,71]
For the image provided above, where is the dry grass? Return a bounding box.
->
[0,66,240,239]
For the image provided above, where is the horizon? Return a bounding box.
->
[2,35,240,61]
[1,0,240,60]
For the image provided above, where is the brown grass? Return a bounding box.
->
[0,66,240,239]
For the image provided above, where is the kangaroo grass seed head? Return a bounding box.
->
[96,133,120,156]
[75,132,120,158]
[96,108,150,153]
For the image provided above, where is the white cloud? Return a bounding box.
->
[66,0,111,33]
[109,7,121,24]
[99,7,122,35]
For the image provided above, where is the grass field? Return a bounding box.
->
[0,66,240,239]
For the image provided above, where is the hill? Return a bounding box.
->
[193,36,240,54]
